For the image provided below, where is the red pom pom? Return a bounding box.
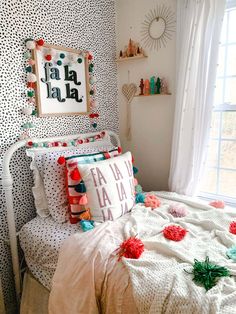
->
[93,113,99,118]
[163,225,187,241]
[84,138,89,143]
[37,39,44,46]
[78,139,83,144]
[229,221,236,234]
[117,237,144,261]
[27,82,36,89]
[88,54,93,60]
[57,156,66,165]
[54,141,59,147]
[70,168,81,181]
[89,113,95,119]
[62,142,67,147]
[45,54,52,61]
[118,146,122,154]
[101,131,106,136]
[27,141,33,147]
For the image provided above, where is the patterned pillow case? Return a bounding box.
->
[65,149,120,223]
[26,132,114,219]
[74,152,135,223]
[35,142,114,223]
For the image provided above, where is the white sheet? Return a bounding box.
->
[19,216,82,289]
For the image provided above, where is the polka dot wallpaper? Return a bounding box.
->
[0,0,118,312]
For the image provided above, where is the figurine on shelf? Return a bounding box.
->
[118,39,146,59]
[150,76,155,94]
[144,79,150,96]
[139,78,144,95]
[127,38,136,57]
[156,77,161,94]
[161,78,169,94]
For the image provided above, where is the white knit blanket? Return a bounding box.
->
[122,192,236,314]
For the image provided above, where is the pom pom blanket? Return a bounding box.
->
[49,192,236,314]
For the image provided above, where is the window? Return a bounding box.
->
[200,3,236,206]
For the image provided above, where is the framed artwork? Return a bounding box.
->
[32,43,91,116]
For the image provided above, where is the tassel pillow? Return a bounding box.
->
[65,149,119,223]
[69,152,135,222]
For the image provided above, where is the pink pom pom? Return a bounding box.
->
[168,203,188,217]
[133,178,138,186]
[28,59,35,66]
[117,237,144,261]
[79,194,88,205]
[229,221,236,235]
[144,194,161,209]
[209,200,225,209]
[163,225,187,241]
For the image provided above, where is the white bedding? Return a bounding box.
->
[49,192,236,314]
[19,216,82,289]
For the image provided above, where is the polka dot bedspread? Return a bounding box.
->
[19,215,82,290]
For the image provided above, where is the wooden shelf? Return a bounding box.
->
[134,93,171,97]
[117,55,148,62]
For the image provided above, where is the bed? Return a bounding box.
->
[3,130,236,314]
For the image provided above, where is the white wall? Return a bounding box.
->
[116,0,176,191]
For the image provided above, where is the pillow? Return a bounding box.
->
[65,149,120,223]
[74,152,135,222]
[26,132,117,221]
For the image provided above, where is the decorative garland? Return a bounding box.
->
[26,130,106,148]
[21,38,99,139]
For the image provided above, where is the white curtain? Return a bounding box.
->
[168,0,226,196]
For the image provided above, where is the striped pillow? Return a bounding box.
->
[65,149,119,223]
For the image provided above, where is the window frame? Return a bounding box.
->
[199,4,236,206]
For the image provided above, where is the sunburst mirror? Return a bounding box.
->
[141,4,175,51]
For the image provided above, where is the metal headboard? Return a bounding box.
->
[1,130,120,305]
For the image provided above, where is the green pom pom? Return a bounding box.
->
[135,193,145,203]
[185,256,230,291]
[75,181,86,193]
[27,90,34,97]
[133,166,139,175]
[57,60,62,66]
[135,184,143,193]
[43,142,49,148]
[90,90,94,95]
[70,140,75,146]
[89,64,94,72]
[226,246,236,261]
[33,143,38,148]
[24,51,31,59]
[32,109,37,116]
[77,58,83,63]
[60,53,65,59]
[26,66,32,73]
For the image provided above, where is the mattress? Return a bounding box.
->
[19,216,82,290]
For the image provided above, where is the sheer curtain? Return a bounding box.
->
[168,0,226,196]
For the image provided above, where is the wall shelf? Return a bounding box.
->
[117,55,148,62]
[134,93,171,97]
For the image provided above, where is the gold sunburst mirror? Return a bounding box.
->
[141,4,175,51]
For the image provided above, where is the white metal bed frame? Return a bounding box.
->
[1,130,120,307]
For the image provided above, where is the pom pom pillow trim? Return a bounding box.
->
[76,152,135,223]
[65,149,120,223]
